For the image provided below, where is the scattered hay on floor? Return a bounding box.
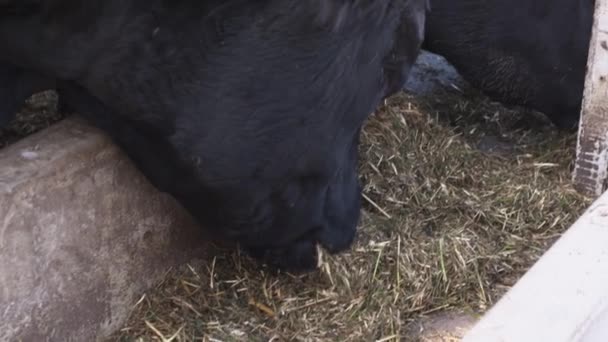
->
[109,88,590,342]
[0,90,65,148]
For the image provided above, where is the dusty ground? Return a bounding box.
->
[0,52,591,341]
[105,52,590,342]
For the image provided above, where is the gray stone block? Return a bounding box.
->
[0,118,206,341]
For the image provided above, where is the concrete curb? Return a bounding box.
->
[0,118,206,341]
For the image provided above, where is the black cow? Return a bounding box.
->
[423,0,595,130]
[0,0,428,271]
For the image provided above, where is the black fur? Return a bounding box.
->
[423,0,595,130]
[0,0,427,271]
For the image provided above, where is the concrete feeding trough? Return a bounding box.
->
[0,118,207,341]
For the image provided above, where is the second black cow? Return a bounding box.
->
[0,0,428,271]
[423,0,595,130]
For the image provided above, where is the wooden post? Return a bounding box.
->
[573,0,608,197]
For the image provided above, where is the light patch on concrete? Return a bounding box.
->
[20,150,39,160]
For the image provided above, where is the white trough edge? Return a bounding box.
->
[462,189,608,342]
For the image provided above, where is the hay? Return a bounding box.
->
[108,86,590,341]
[0,90,65,148]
